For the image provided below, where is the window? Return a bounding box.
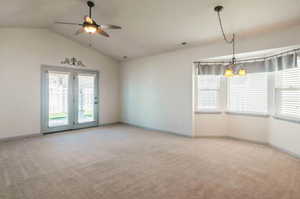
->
[196,75,221,112]
[275,67,300,120]
[227,73,268,115]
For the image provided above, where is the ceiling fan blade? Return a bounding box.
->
[75,28,85,35]
[55,21,82,26]
[96,29,110,37]
[100,24,122,29]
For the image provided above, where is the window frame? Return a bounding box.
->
[273,67,300,123]
[195,75,222,114]
[274,87,300,123]
[194,67,300,125]
[226,73,270,117]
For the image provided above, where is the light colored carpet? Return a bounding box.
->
[0,124,299,199]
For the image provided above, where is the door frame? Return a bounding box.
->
[73,69,99,130]
[41,65,99,134]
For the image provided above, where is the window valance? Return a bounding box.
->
[195,51,299,75]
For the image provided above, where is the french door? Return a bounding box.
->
[41,66,99,133]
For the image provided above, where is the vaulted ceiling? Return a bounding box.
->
[1,0,300,60]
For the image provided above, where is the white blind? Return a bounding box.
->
[197,75,220,111]
[276,67,300,119]
[276,67,300,88]
[228,73,268,114]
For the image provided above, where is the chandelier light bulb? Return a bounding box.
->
[224,68,234,77]
[238,68,247,76]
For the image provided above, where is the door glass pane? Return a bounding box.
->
[48,72,69,127]
[78,75,95,123]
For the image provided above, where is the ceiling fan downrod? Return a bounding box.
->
[87,1,95,18]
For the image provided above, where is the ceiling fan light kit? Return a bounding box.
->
[84,24,97,33]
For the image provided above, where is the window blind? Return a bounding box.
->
[197,75,220,111]
[227,73,268,114]
[275,67,300,119]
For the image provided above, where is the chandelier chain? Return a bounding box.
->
[217,11,233,44]
[217,10,236,62]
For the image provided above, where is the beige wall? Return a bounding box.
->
[194,113,269,144]
[227,115,269,143]
[194,113,228,137]
[195,113,300,156]
[121,55,193,136]
[0,28,121,139]
[269,118,300,156]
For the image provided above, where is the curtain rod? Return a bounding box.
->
[193,48,300,65]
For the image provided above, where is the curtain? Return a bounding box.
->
[196,52,298,75]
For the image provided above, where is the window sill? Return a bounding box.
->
[272,115,300,124]
[194,110,222,114]
[225,111,270,118]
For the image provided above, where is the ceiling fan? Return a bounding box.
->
[55,1,121,37]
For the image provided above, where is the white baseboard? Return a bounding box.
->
[0,123,121,142]
[270,144,300,159]
[0,133,42,143]
[226,136,268,145]
[121,122,193,138]
[194,135,228,139]
[99,122,122,127]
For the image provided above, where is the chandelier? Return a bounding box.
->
[214,5,247,77]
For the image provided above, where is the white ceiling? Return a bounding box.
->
[1,0,300,60]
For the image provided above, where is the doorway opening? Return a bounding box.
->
[41,65,99,133]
